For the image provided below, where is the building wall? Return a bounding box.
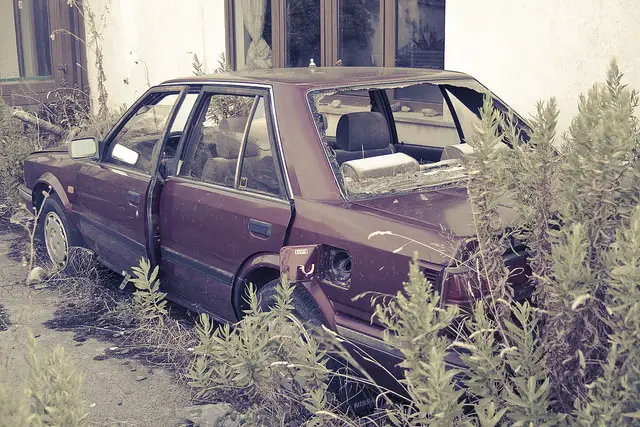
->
[85,0,226,112]
[87,0,640,132]
[446,0,640,133]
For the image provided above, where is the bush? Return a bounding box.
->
[0,330,88,426]
[191,60,640,426]
[186,278,334,425]
[0,97,43,211]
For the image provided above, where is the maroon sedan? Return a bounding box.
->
[20,67,531,391]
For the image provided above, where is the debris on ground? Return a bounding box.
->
[176,403,240,427]
[26,266,48,285]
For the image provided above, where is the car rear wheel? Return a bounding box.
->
[257,279,378,416]
[37,195,83,271]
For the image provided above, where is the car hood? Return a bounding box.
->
[33,145,68,154]
[351,185,518,237]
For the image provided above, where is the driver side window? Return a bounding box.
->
[106,92,179,174]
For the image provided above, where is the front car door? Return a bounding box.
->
[158,85,292,322]
[73,86,195,274]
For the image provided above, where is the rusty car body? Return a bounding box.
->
[20,67,532,396]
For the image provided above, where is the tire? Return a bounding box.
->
[36,194,84,272]
[257,279,378,416]
[257,278,327,327]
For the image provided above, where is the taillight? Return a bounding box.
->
[440,265,489,306]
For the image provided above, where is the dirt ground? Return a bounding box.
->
[0,226,193,426]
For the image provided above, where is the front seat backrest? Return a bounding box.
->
[334,111,394,164]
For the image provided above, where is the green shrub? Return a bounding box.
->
[232,59,640,426]
[187,278,333,425]
[129,258,168,326]
[0,97,42,210]
[0,330,87,426]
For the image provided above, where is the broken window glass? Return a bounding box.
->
[307,78,527,200]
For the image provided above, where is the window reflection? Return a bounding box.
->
[395,0,445,69]
[0,0,52,80]
[338,0,382,66]
[286,0,321,67]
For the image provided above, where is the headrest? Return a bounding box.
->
[341,152,419,182]
[202,127,260,159]
[335,112,390,152]
[219,116,248,132]
[202,157,235,186]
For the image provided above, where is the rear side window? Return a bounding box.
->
[182,93,282,197]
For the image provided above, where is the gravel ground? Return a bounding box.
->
[0,226,192,426]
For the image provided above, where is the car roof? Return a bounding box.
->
[161,67,473,90]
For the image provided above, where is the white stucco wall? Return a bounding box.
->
[445,0,640,133]
[85,0,226,112]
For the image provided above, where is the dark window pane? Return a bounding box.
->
[285,0,321,67]
[338,0,381,66]
[395,0,445,69]
[239,97,281,197]
[234,0,273,70]
[395,83,442,103]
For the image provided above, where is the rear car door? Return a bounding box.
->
[74,87,196,274]
[158,85,292,321]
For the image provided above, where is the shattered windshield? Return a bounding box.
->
[308,78,527,200]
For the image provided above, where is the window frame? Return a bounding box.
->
[1,0,89,108]
[177,84,290,201]
[99,85,190,177]
[226,0,445,71]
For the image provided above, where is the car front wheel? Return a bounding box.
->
[37,195,82,271]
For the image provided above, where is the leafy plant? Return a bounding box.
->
[372,253,465,426]
[187,277,333,424]
[0,330,88,426]
[463,94,513,311]
[25,330,88,426]
[129,258,168,327]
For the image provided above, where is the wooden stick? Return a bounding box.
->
[11,109,66,137]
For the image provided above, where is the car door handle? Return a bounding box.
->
[248,218,272,238]
[126,190,140,206]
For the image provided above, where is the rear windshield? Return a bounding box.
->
[307,79,528,200]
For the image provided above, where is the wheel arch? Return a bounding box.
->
[232,251,337,330]
[232,253,281,319]
[33,173,70,212]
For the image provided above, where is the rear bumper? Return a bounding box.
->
[335,318,467,395]
[18,184,32,211]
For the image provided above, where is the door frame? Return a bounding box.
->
[91,84,191,267]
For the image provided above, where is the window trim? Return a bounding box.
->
[100,85,189,176]
[177,84,290,201]
[228,0,445,71]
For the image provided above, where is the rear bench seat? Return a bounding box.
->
[333,111,395,165]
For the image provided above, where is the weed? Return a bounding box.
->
[187,278,333,425]
[0,330,88,427]
[129,258,168,327]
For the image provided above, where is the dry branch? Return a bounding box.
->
[11,109,65,137]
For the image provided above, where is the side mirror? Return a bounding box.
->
[68,137,99,159]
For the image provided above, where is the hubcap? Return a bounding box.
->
[44,212,68,269]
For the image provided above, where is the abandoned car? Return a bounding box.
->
[20,67,532,385]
